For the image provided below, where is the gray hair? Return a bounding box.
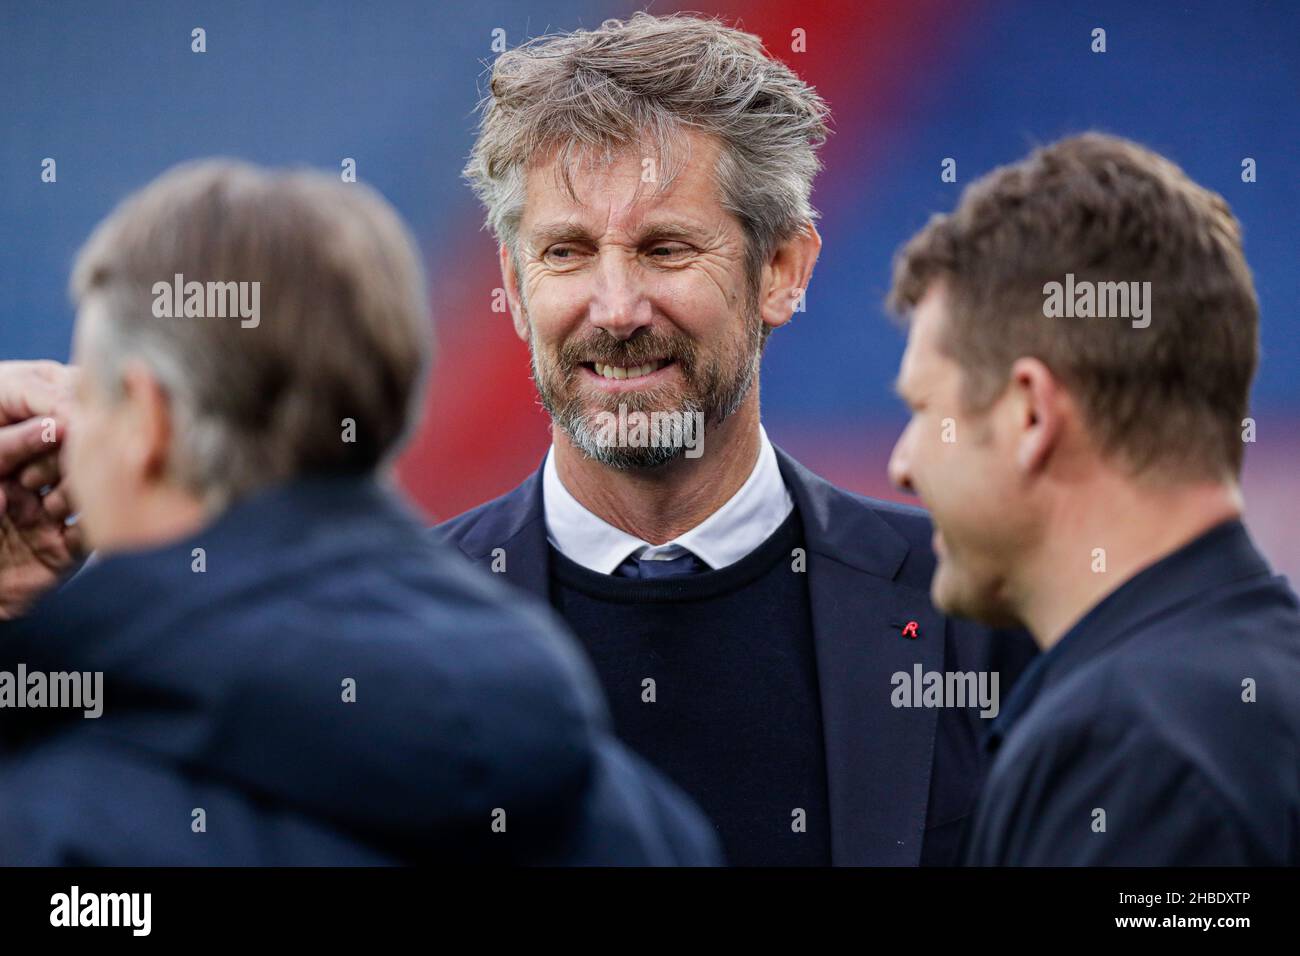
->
[70,160,432,510]
[463,13,831,276]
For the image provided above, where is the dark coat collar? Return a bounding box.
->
[987,518,1266,753]
[444,444,912,582]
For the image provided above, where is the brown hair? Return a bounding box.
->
[888,133,1258,481]
[71,160,432,506]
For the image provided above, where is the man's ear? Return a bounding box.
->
[759,223,821,330]
[1007,356,1067,475]
[119,362,173,484]
[498,243,529,342]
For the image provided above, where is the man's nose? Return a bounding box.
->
[887,428,916,496]
[587,251,651,340]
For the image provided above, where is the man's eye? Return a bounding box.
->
[647,243,690,259]
[544,243,593,263]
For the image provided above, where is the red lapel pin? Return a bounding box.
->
[901,620,920,640]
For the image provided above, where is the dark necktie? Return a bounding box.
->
[613,549,707,579]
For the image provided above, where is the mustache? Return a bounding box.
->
[555,332,696,371]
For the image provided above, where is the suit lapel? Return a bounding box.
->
[776,447,947,865]
[447,464,552,603]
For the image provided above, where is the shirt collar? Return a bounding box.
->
[542,425,794,574]
[985,517,1268,753]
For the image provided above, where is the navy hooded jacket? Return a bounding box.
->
[0,475,720,865]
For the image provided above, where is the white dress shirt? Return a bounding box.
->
[542,425,795,574]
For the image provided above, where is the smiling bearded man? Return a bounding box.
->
[522,132,768,472]
[438,12,1038,866]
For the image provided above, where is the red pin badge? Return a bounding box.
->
[901,620,920,640]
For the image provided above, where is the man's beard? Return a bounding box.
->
[528,307,766,470]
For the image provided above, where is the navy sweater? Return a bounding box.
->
[550,507,831,865]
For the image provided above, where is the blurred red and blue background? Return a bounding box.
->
[4,1,1297,577]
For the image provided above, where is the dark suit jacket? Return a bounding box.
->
[964,519,1300,865]
[0,475,720,865]
[437,444,1039,865]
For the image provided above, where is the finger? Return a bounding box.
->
[0,418,60,477]
[0,361,76,426]
[1,479,46,527]
[41,486,73,522]
[18,452,61,491]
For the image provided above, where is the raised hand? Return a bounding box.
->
[0,361,83,617]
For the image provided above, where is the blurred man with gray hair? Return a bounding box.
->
[0,161,719,865]
[438,13,1037,865]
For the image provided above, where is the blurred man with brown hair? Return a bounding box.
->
[887,133,1300,864]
